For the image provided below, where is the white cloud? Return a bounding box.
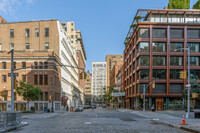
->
[0,0,35,14]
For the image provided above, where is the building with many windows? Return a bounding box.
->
[123,9,200,110]
[92,62,107,104]
[85,71,92,105]
[0,16,79,111]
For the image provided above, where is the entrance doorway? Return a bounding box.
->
[156,98,163,110]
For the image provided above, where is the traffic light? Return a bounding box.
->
[180,71,187,79]
[79,72,83,79]
[152,82,155,88]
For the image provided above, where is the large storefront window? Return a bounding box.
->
[170,84,183,93]
[152,42,166,52]
[168,98,184,109]
[138,69,149,79]
[190,56,200,66]
[170,29,183,38]
[170,56,183,66]
[137,84,149,93]
[138,56,149,66]
[153,56,166,66]
[152,83,166,93]
[138,42,149,52]
[153,70,166,79]
[151,14,167,22]
[186,14,200,23]
[152,29,166,38]
[190,70,200,79]
[169,15,184,23]
[170,42,183,52]
[187,29,200,39]
[170,70,182,79]
[138,29,149,38]
[187,43,200,52]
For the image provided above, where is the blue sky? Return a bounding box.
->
[0,0,198,72]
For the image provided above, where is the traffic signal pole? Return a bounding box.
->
[186,48,190,118]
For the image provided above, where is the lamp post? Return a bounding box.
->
[174,48,190,118]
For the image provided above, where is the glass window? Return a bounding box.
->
[22,75,26,82]
[186,14,200,23]
[152,29,166,38]
[151,14,167,23]
[152,84,166,93]
[170,84,183,93]
[35,28,39,37]
[170,56,183,66]
[138,42,149,52]
[10,43,14,50]
[39,75,43,85]
[2,62,6,69]
[71,35,73,38]
[26,43,30,49]
[138,69,149,79]
[25,29,29,37]
[169,14,184,23]
[34,62,38,69]
[2,75,6,82]
[190,70,200,79]
[190,56,199,66]
[152,42,166,52]
[44,62,48,69]
[170,70,182,79]
[153,56,166,66]
[138,29,149,38]
[44,75,48,85]
[153,70,166,79]
[45,28,49,37]
[170,42,183,52]
[45,42,49,49]
[138,56,149,66]
[22,62,26,68]
[187,43,200,52]
[39,62,43,69]
[34,75,38,85]
[10,29,14,38]
[187,29,200,39]
[137,84,149,93]
[170,29,183,38]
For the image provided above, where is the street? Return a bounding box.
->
[10,108,188,133]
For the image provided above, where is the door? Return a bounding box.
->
[156,98,163,110]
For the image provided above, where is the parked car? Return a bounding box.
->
[92,103,96,108]
[102,104,106,108]
[74,105,83,112]
[84,105,90,109]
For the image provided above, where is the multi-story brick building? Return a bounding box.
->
[85,71,92,105]
[110,64,123,88]
[0,16,79,111]
[123,9,200,110]
[106,55,123,87]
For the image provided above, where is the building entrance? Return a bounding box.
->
[156,98,163,110]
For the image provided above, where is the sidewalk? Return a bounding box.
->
[117,109,200,133]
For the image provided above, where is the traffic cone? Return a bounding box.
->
[180,114,186,125]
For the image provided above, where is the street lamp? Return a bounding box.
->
[174,48,190,118]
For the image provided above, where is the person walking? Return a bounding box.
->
[151,104,155,112]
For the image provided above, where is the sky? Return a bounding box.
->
[0,0,198,72]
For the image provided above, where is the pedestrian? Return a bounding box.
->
[151,104,155,112]
[66,105,69,111]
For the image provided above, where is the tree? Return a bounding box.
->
[193,0,200,9]
[103,87,120,106]
[168,0,190,9]
[16,81,41,111]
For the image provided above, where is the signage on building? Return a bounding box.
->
[8,73,18,77]
[111,92,125,96]
[114,87,120,90]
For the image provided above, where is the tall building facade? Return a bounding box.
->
[106,55,123,87]
[85,71,92,105]
[92,62,107,104]
[123,9,200,110]
[0,17,79,111]
[110,64,123,87]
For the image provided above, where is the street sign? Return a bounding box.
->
[111,92,125,96]
[8,73,19,77]
[186,84,191,88]
[190,79,197,82]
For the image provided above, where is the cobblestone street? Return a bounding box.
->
[10,108,188,133]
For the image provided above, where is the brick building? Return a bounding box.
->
[123,9,200,110]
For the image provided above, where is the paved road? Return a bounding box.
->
[10,108,188,133]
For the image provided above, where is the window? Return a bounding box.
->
[152,42,166,52]
[190,56,199,66]
[138,42,149,52]
[2,62,6,69]
[34,75,38,85]
[170,56,183,66]
[137,84,149,93]
[71,41,73,43]
[44,62,48,69]
[35,28,39,37]
[25,29,30,37]
[39,62,43,69]
[44,75,48,85]
[170,29,183,38]
[39,75,43,85]
[71,28,73,31]
[187,29,200,39]
[2,75,6,82]
[22,62,26,68]
[138,69,149,79]
[151,14,167,22]
[75,35,78,38]
[22,75,26,82]
[170,70,182,79]
[170,42,183,52]
[153,70,166,79]
[138,29,149,38]
[45,28,49,37]
[169,14,184,23]
[190,70,200,79]
[0,43,2,51]
[153,56,166,66]
[152,29,166,38]
[26,43,30,49]
[10,29,14,38]
[187,43,200,52]
[44,92,48,101]
[152,84,166,93]
[45,42,49,49]
[34,62,38,69]
[71,23,73,26]
[71,35,73,38]
[138,56,149,66]
[186,14,200,23]
[170,84,183,93]
[10,43,14,50]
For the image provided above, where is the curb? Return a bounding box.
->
[151,120,200,133]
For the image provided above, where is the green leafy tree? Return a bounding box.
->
[16,81,41,111]
[168,0,190,9]
[193,0,200,9]
[103,87,121,106]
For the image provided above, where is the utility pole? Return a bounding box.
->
[143,84,146,111]
[186,48,190,118]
